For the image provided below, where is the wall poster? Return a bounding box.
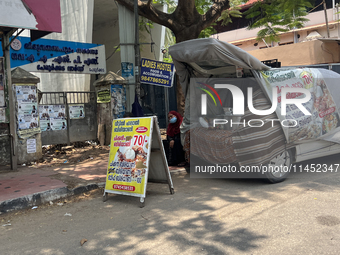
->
[49,104,67,130]
[69,104,85,119]
[111,84,126,119]
[38,104,67,131]
[15,84,40,138]
[97,89,110,103]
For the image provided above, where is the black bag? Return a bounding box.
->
[132,94,144,117]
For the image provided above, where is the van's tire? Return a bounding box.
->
[262,150,293,183]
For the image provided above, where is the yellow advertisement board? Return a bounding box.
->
[104,117,153,197]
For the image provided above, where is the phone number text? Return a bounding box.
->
[140,75,170,85]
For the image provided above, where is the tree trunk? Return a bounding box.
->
[173,28,202,116]
[175,76,185,116]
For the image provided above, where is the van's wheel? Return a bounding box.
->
[262,150,293,183]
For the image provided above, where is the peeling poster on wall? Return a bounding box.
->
[50,118,67,130]
[38,104,67,131]
[69,104,85,119]
[97,89,110,103]
[27,139,36,154]
[39,105,51,131]
[15,84,41,139]
[111,84,126,119]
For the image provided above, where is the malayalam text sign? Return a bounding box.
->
[105,117,153,197]
[3,36,106,74]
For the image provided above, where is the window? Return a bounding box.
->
[279,42,294,46]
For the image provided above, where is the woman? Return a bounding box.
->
[167,111,185,166]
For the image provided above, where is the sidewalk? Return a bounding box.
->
[0,158,186,214]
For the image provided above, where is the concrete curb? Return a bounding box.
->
[0,170,185,214]
[0,183,103,214]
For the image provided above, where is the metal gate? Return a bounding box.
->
[38,91,97,145]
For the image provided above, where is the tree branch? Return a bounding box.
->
[201,1,231,30]
[115,0,175,30]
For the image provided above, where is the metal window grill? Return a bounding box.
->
[38,92,95,105]
[38,92,65,105]
[66,92,94,104]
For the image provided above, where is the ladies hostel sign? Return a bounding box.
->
[5,36,106,74]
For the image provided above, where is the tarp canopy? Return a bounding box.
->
[169,38,270,134]
[169,38,269,95]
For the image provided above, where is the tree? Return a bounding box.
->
[116,0,237,43]
[245,0,314,42]
[115,0,314,114]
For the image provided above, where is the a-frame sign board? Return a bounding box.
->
[103,116,174,207]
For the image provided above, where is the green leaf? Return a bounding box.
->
[143,0,315,43]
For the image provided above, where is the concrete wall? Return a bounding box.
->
[0,124,11,166]
[17,133,42,165]
[248,40,340,66]
[95,84,112,145]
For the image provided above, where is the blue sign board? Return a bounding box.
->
[140,58,174,87]
[1,36,106,74]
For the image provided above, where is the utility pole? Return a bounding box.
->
[2,30,18,170]
[134,0,140,102]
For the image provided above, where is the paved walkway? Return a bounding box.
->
[0,159,185,213]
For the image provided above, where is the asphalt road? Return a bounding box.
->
[1,154,340,255]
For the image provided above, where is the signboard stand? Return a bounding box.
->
[103,116,174,207]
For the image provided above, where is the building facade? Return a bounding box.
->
[212,0,340,67]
